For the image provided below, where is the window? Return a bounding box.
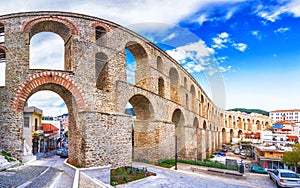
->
[24,117,30,128]
[95,26,106,40]
[35,118,38,131]
[0,48,5,86]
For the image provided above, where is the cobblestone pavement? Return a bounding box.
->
[0,165,48,187]
[0,155,72,188]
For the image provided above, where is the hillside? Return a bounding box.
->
[227,108,269,116]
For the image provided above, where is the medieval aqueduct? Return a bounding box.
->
[0,11,271,168]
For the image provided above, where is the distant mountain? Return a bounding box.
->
[227,108,269,116]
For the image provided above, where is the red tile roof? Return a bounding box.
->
[42,123,59,132]
[287,135,298,139]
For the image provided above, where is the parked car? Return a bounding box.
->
[56,148,64,156]
[60,148,68,158]
[250,166,268,174]
[269,169,300,188]
[215,152,226,156]
[240,152,247,159]
[234,148,240,155]
[221,148,228,152]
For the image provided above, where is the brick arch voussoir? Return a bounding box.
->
[22,16,80,35]
[12,71,86,111]
[89,21,111,32]
[0,46,8,53]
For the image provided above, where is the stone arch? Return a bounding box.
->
[22,16,79,37]
[0,22,4,42]
[172,109,185,158]
[238,130,243,139]
[185,93,189,109]
[230,129,234,142]
[169,67,179,102]
[228,115,232,128]
[157,56,163,73]
[12,71,86,112]
[190,85,196,112]
[203,120,207,130]
[256,120,261,130]
[238,117,242,129]
[158,77,165,97]
[89,22,111,32]
[222,128,226,143]
[193,117,199,128]
[24,17,78,71]
[128,94,154,120]
[125,41,149,87]
[95,52,109,90]
[184,77,187,88]
[247,119,252,131]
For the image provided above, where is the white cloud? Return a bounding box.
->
[30,32,64,70]
[166,40,232,75]
[212,32,230,49]
[274,27,290,33]
[162,32,176,42]
[251,30,263,40]
[255,0,300,22]
[27,91,68,117]
[232,42,247,52]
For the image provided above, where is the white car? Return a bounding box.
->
[269,169,300,188]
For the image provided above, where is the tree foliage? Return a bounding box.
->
[227,108,269,116]
[282,144,300,172]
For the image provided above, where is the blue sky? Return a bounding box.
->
[1,0,300,116]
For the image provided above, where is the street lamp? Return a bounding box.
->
[175,135,178,170]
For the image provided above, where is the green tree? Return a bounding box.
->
[282,148,300,173]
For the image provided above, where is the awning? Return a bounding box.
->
[287,135,298,139]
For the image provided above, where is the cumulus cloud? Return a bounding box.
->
[27,91,68,117]
[274,27,290,33]
[30,32,64,70]
[162,32,177,42]
[166,40,232,74]
[232,42,247,52]
[251,30,263,40]
[254,0,300,22]
[212,32,230,49]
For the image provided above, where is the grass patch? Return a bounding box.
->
[156,158,238,171]
[1,150,16,162]
[110,166,154,186]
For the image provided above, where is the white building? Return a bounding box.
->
[260,131,287,148]
[269,109,300,123]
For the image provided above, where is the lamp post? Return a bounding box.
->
[175,135,178,170]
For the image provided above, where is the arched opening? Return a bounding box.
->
[95,52,109,90]
[157,56,163,73]
[125,49,136,84]
[158,77,165,97]
[24,91,68,159]
[95,26,106,40]
[256,120,261,131]
[172,109,185,158]
[0,48,6,86]
[190,85,196,112]
[238,130,243,139]
[20,83,79,165]
[125,42,148,88]
[186,93,189,109]
[222,128,226,144]
[126,94,154,160]
[247,119,252,131]
[203,121,210,158]
[0,23,4,42]
[184,77,187,88]
[28,19,75,71]
[230,129,234,142]
[238,117,242,129]
[193,117,199,128]
[228,115,232,128]
[169,67,179,102]
[30,32,64,70]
